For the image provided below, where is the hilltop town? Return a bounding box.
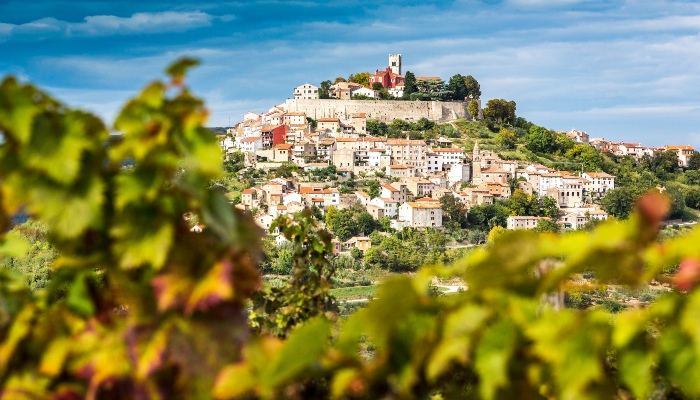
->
[215,54,697,254]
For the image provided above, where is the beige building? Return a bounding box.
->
[386,164,414,178]
[506,216,548,230]
[294,83,319,100]
[398,201,442,228]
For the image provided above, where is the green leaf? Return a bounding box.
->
[39,337,71,377]
[266,317,331,388]
[213,363,257,399]
[474,319,518,400]
[66,273,95,317]
[165,58,200,84]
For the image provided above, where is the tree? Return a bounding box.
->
[540,196,560,218]
[306,116,318,129]
[356,212,377,235]
[440,193,467,228]
[402,71,418,99]
[319,79,332,99]
[371,82,384,91]
[526,125,557,153]
[366,179,381,198]
[483,98,516,125]
[348,72,370,87]
[413,79,452,101]
[496,128,517,149]
[325,206,358,241]
[334,76,347,83]
[447,74,469,100]
[463,74,481,98]
[686,187,700,209]
[468,99,479,121]
[601,186,643,219]
[687,151,700,170]
[534,218,561,233]
[487,225,507,243]
[223,151,245,174]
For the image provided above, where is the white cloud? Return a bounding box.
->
[0,11,227,38]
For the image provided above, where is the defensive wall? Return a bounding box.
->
[285,99,477,123]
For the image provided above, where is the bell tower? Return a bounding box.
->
[389,54,402,75]
[472,141,481,185]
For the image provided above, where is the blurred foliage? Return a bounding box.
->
[2,60,700,400]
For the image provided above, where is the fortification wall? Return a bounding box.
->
[285,99,473,123]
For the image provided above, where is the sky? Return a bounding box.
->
[1,0,699,147]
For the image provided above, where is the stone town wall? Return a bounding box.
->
[285,99,474,123]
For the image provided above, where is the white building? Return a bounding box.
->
[352,87,379,99]
[398,202,442,228]
[582,172,615,195]
[370,197,399,218]
[294,83,319,100]
[240,136,262,153]
[506,216,547,230]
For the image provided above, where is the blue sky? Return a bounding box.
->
[1,0,699,147]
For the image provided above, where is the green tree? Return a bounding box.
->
[223,151,245,174]
[496,127,517,149]
[447,74,469,100]
[468,99,480,121]
[325,206,358,241]
[356,211,377,235]
[533,218,561,233]
[334,76,347,83]
[318,79,332,99]
[440,193,467,228]
[348,72,370,87]
[463,74,481,98]
[601,186,643,219]
[401,71,418,99]
[487,225,507,243]
[366,179,381,198]
[686,187,700,209]
[483,98,516,125]
[526,125,557,153]
[540,196,560,218]
[371,82,384,91]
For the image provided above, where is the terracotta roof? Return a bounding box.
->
[431,147,463,153]
[242,189,255,194]
[240,136,261,143]
[382,184,399,192]
[376,197,398,203]
[666,145,694,150]
[318,118,340,123]
[404,202,440,209]
[276,144,293,150]
[584,172,614,178]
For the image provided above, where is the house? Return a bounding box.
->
[366,204,385,220]
[352,87,378,99]
[546,185,584,208]
[402,177,434,198]
[559,213,588,230]
[274,143,293,162]
[293,141,316,163]
[299,186,340,207]
[664,145,695,167]
[380,183,411,203]
[294,83,319,100]
[261,125,287,149]
[506,216,547,230]
[343,236,372,253]
[386,164,414,178]
[398,202,442,228]
[369,197,399,218]
[582,172,615,195]
[283,112,307,126]
[329,82,363,100]
[241,187,265,208]
[355,191,371,207]
[317,118,341,133]
[240,136,262,154]
[369,67,404,90]
[483,181,511,199]
[447,163,471,185]
[430,147,464,171]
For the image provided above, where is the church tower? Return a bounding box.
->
[472,141,481,185]
[389,54,402,75]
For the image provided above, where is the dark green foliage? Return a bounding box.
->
[440,193,468,228]
[483,98,516,125]
[447,74,469,100]
[686,188,700,209]
[401,71,418,100]
[463,75,481,99]
[223,151,245,174]
[0,220,56,291]
[687,151,700,170]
